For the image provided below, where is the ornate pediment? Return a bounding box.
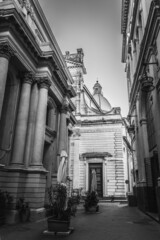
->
[80,152,112,159]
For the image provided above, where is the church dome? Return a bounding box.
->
[92,81,112,112]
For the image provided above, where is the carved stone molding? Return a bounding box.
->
[61,97,69,113]
[38,77,51,90]
[80,152,112,159]
[23,71,34,84]
[0,43,14,60]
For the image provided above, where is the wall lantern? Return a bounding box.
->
[127,124,135,134]
[139,60,158,92]
[139,70,155,92]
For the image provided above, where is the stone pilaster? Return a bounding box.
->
[11,72,34,167]
[157,177,160,221]
[58,97,69,155]
[24,81,39,167]
[72,130,80,189]
[31,78,51,168]
[0,43,14,119]
[139,118,149,181]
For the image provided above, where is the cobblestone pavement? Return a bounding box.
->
[1,203,160,240]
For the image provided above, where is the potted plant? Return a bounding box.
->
[16,198,30,222]
[84,191,99,213]
[0,190,13,225]
[47,183,76,233]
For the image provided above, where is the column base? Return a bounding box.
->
[3,208,46,224]
[0,166,47,223]
[4,210,19,224]
[7,163,24,170]
[30,208,46,222]
[29,164,48,172]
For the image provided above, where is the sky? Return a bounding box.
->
[38,0,128,117]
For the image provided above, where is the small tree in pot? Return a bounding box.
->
[84,191,99,212]
[46,150,76,233]
[47,183,76,233]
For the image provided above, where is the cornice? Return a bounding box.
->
[0,2,72,95]
[81,119,123,125]
[68,98,76,112]
[67,84,76,98]
[45,127,57,140]
[31,0,69,72]
[69,111,77,125]
[81,152,112,159]
[121,0,130,34]
[130,0,139,40]
[121,0,130,62]
[65,59,87,74]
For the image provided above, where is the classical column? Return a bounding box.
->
[11,72,34,167]
[58,98,68,155]
[72,130,80,189]
[31,78,51,168]
[139,118,149,181]
[0,43,14,119]
[24,81,38,167]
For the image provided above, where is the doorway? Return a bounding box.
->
[89,163,103,197]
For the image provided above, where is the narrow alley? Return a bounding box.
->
[1,203,160,240]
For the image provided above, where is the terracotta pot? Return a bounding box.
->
[47,217,70,232]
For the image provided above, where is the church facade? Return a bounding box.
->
[65,50,130,199]
[0,0,76,222]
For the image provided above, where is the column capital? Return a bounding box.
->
[61,97,69,113]
[0,43,14,60]
[37,77,51,89]
[23,71,35,84]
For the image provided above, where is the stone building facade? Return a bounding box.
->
[64,50,130,199]
[0,0,76,222]
[121,0,160,219]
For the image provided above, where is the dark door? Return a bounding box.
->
[150,153,159,212]
[89,163,103,197]
[145,153,159,213]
